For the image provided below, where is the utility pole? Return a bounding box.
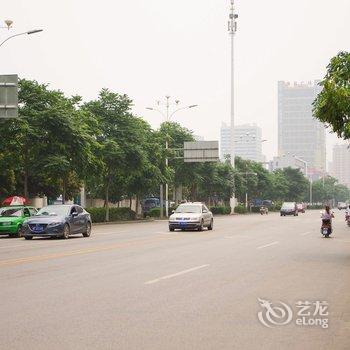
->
[228,0,238,212]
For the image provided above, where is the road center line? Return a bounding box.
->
[300,232,311,236]
[257,241,279,249]
[144,264,210,285]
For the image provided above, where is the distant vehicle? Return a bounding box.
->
[142,197,160,216]
[168,202,213,231]
[0,206,37,237]
[296,203,305,213]
[337,202,347,210]
[23,205,92,240]
[251,199,273,208]
[280,202,298,216]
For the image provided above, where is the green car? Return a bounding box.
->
[0,206,38,237]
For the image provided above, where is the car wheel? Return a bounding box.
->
[24,236,33,240]
[15,225,24,238]
[83,222,92,237]
[208,219,213,231]
[169,227,175,232]
[198,220,204,231]
[63,224,70,239]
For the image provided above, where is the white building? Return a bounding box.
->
[329,144,350,188]
[220,122,231,160]
[269,154,307,175]
[278,81,326,172]
[220,123,265,162]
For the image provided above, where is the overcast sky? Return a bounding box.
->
[2,0,349,162]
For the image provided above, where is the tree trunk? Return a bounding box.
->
[105,176,111,222]
[136,194,139,217]
[62,178,66,204]
[24,149,29,198]
[129,197,132,209]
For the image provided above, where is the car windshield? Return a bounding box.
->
[0,208,23,217]
[175,205,201,213]
[36,206,69,217]
[282,203,294,209]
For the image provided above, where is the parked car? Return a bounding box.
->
[337,202,347,210]
[168,202,213,231]
[296,203,305,213]
[141,197,160,217]
[280,202,298,216]
[0,206,37,237]
[23,204,92,240]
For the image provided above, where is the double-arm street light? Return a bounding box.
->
[236,171,257,209]
[282,153,312,204]
[293,155,312,205]
[0,29,43,48]
[146,97,198,217]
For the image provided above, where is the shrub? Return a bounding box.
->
[234,205,247,214]
[148,207,161,218]
[86,207,136,223]
[210,206,231,215]
[307,204,324,210]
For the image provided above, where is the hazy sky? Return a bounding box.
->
[2,0,349,162]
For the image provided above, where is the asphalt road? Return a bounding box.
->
[1,210,350,350]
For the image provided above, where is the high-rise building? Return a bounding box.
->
[278,81,326,172]
[220,123,264,162]
[220,122,231,160]
[329,144,350,189]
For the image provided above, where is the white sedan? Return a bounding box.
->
[168,202,213,231]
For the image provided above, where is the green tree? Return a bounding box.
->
[0,79,97,201]
[313,51,350,138]
[83,89,146,221]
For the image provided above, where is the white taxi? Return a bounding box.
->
[168,202,213,231]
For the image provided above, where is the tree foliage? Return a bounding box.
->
[313,51,350,138]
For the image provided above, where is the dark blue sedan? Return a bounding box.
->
[23,205,92,240]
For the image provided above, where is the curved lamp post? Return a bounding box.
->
[0,29,43,48]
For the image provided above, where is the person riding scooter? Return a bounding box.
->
[321,205,334,237]
[345,205,350,226]
[260,206,268,215]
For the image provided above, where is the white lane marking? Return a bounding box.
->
[144,264,210,285]
[300,232,311,236]
[257,241,279,249]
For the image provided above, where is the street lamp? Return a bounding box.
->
[228,0,238,214]
[292,155,312,205]
[146,97,198,217]
[0,29,43,48]
[236,171,257,209]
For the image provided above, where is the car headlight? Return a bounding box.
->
[48,222,62,227]
[169,216,175,220]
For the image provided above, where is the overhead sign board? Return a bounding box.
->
[0,74,18,118]
[184,141,219,163]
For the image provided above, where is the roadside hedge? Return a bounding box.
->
[234,205,248,214]
[210,206,231,215]
[307,204,324,210]
[86,207,136,223]
[148,207,161,218]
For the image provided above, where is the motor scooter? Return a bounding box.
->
[346,213,350,227]
[260,206,268,215]
[321,219,332,238]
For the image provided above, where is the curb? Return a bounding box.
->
[93,219,155,226]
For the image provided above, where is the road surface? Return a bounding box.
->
[1,210,350,350]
